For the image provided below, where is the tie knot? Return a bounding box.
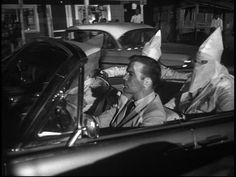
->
[125,99,135,117]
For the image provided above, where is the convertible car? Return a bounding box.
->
[64,22,197,70]
[2,37,234,176]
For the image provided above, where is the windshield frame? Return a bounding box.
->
[2,38,88,150]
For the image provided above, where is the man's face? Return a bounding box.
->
[123,61,145,95]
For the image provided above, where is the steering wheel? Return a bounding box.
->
[85,72,118,116]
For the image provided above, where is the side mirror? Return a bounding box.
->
[83,114,99,138]
[66,114,99,147]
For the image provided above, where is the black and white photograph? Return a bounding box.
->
[2,0,234,176]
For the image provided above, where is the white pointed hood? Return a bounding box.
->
[142,30,162,61]
[198,27,223,62]
[188,27,225,93]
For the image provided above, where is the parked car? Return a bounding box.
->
[2,37,234,176]
[64,22,197,70]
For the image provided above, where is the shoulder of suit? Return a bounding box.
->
[145,94,164,108]
[215,75,234,88]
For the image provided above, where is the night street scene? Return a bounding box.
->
[1,0,234,176]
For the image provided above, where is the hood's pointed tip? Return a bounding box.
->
[142,30,162,61]
[198,27,223,62]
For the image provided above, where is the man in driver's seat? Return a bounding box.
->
[94,55,166,128]
[66,30,184,124]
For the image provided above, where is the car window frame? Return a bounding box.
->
[3,39,88,151]
[16,58,83,149]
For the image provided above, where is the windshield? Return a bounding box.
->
[2,41,69,134]
[118,28,157,49]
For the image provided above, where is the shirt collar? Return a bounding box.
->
[134,91,155,107]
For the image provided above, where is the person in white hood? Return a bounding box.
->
[165,27,234,113]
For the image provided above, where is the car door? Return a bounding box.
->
[5,110,234,176]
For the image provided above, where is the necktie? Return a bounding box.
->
[110,99,135,127]
[124,99,135,118]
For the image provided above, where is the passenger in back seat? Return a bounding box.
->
[165,28,234,114]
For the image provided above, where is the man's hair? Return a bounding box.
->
[128,55,161,89]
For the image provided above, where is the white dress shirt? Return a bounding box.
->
[130,14,143,23]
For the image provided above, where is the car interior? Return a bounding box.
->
[3,39,233,145]
[39,60,231,136]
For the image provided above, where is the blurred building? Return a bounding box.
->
[1,0,146,43]
[1,0,234,57]
[145,0,234,44]
[144,0,234,66]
